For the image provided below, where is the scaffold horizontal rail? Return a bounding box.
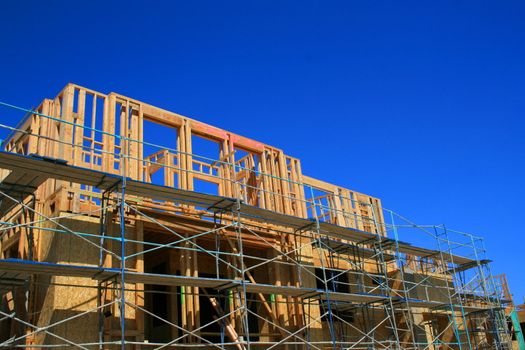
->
[0,151,478,266]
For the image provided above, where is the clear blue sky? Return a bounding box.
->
[1,1,523,301]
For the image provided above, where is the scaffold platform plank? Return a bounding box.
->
[314,237,396,261]
[0,259,382,304]
[0,170,46,217]
[399,299,491,314]
[0,258,118,280]
[319,292,388,304]
[237,204,314,228]
[240,206,475,264]
[0,259,236,289]
[317,221,378,242]
[0,151,237,209]
[0,151,476,266]
[318,221,475,265]
[446,259,491,274]
[0,152,119,190]
[0,258,492,315]
[243,283,317,297]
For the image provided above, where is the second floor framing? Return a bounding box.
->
[3,83,384,235]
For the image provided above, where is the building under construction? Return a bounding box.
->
[0,83,516,349]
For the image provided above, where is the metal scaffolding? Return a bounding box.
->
[0,87,514,349]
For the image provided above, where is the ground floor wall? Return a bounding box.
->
[0,212,505,349]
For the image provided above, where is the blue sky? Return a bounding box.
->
[1,1,524,301]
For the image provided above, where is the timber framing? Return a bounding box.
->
[0,83,513,349]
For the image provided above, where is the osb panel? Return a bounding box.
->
[34,215,140,346]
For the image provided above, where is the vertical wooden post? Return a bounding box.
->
[51,96,61,160]
[57,85,74,162]
[277,151,292,215]
[27,113,40,155]
[103,94,116,173]
[227,137,236,198]
[137,106,144,181]
[74,89,86,166]
[185,121,194,191]
[126,104,140,181]
[119,100,128,177]
[259,151,272,211]
[266,149,281,213]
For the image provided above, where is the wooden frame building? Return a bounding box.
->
[0,83,513,349]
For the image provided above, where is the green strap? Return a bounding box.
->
[511,310,525,350]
